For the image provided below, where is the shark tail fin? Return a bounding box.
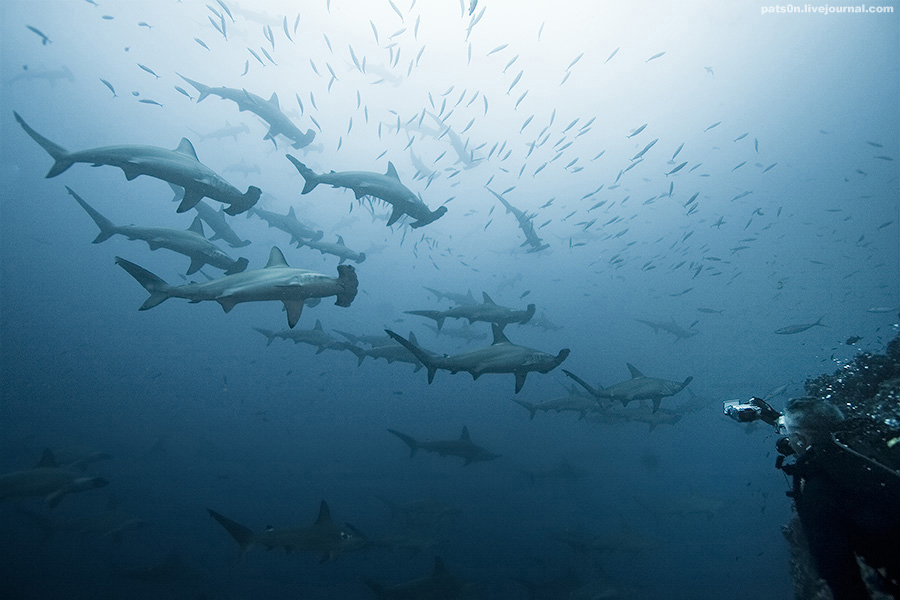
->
[253,327,276,346]
[285,154,320,194]
[562,369,606,402]
[387,429,420,458]
[14,111,74,177]
[334,265,358,307]
[343,344,367,366]
[65,187,118,243]
[115,257,173,310]
[513,399,537,420]
[385,329,438,383]
[207,509,253,561]
[224,187,261,216]
[405,310,446,330]
[177,74,211,102]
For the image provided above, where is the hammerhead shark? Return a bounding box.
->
[248,205,323,245]
[485,187,549,252]
[115,247,358,328]
[192,200,251,248]
[67,187,248,275]
[386,324,569,393]
[405,292,535,330]
[285,155,447,229]
[388,426,501,465]
[253,320,345,353]
[0,449,108,509]
[207,500,365,563]
[299,235,367,264]
[13,111,260,215]
[343,332,424,371]
[563,364,693,413]
[178,74,316,149]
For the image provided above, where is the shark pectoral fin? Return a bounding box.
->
[218,297,239,313]
[121,164,142,181]
[386,206,404,226]
[284,300,304,328]
[177,187,204,213]
[515,372,527,394]
[186,257,205,275]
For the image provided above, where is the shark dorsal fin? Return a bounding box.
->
[385,162,400,180]
[626,363,644,378]
[460,426,470,440]
[482,292,495,304]
[265,247,290,268]
[315,500,332,525]
[288,206,295,217]
[187,216,205,236]
[433,556,448,577]
[269,92,279,107]
[336,235,344,246]
[314,319,323,331]
[491,323,510,345]
[408,331,418,345]
[174,138,200,161]
[36,448,58,468]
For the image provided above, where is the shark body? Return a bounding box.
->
[0,450,108,509]
[249,205,323,245]
[486,187,549,252]
[68,187,248,275]
[406,292,535,330]
[563,364,693,412]
[192,200,251,248]
[207,500,365,562]
[299,235,366,264]
[14,111,260,215]
[116,247,358,328]
[388,426,500,465]
[178,75,315,149]
[286,156,447,229]
[386,324,569,393]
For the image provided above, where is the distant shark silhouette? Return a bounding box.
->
[0,449,108,509]
[388,426,501,465]
[207,500,365,563]
[406,292,535,330]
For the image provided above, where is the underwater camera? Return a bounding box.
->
[724,397,783,426]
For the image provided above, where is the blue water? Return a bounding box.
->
[1,1,897,598]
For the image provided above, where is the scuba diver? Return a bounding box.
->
[725,395,900,599]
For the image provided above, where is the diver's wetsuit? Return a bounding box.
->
[785,440,900,600]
